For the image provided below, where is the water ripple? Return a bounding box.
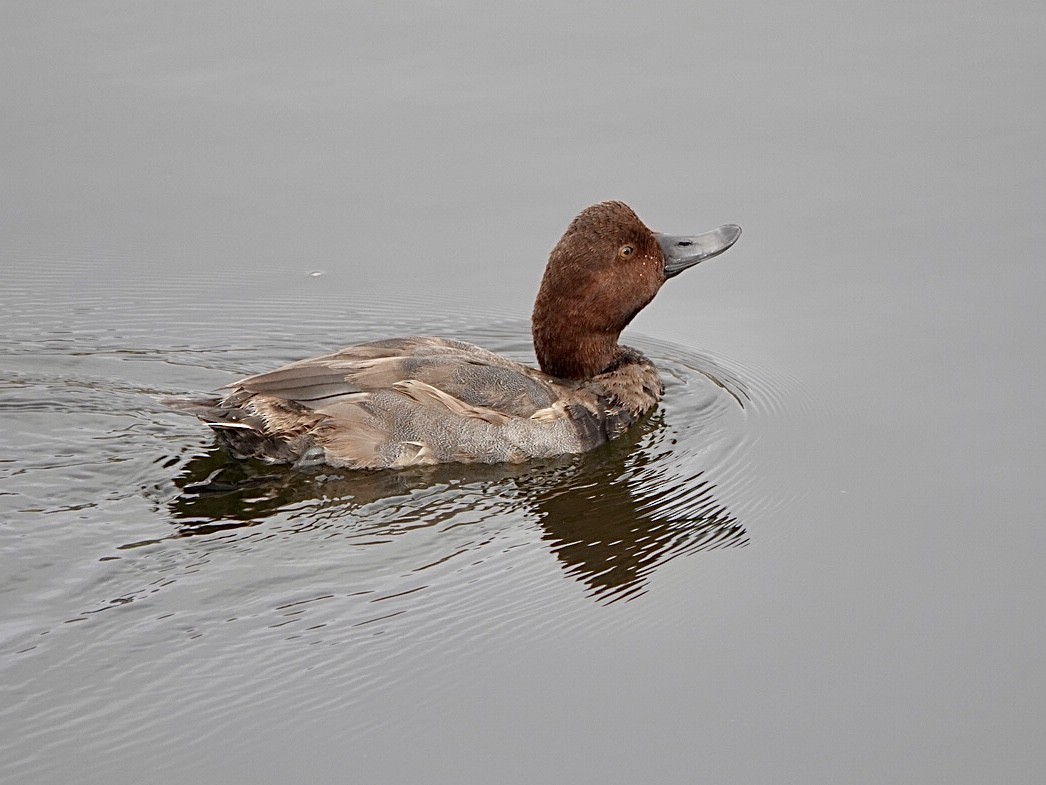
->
[0,279,808,781]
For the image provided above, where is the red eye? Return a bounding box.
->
[619,245,635,258]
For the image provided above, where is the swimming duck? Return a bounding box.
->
[166,201,740,469]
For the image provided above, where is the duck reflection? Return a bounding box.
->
[165,412,746,603]
[528,435,746,602]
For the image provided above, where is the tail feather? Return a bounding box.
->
[163,396,261,427]
[162,395,318,464]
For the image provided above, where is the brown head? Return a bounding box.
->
[531,201,741,379]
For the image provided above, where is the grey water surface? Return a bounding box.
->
[2,2,1045,784]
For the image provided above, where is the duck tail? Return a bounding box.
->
[161,395,256,428]
[161,395,323,465]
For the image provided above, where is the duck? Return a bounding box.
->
[165,201,741,469]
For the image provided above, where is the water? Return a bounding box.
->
[2,2,1045,784]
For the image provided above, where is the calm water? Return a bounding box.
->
[2,2,1044,784]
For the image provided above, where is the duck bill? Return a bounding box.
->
[657,224,742,278]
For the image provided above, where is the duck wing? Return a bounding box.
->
[184,337,590,467]
[230,337,558,418]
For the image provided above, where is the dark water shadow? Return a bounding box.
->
[527,419,747,602]
[160,411,746,603]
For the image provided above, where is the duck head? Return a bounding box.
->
[532,201,741,379]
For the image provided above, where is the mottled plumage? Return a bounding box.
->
[165,202,740,468]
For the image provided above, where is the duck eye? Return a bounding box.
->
[619,245,635,258]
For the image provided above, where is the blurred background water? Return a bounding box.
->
[2,2,1044,783]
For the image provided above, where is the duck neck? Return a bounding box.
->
[532,308,621,380]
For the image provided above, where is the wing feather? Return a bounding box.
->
[229,337,558,417]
